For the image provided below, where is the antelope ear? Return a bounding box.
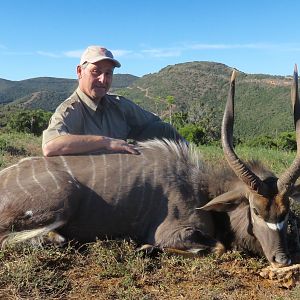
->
[289,182,300,202]
[197,189,244,212]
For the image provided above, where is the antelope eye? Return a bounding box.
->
[253,208,259,216]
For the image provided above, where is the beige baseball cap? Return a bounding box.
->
[80,45,121,68]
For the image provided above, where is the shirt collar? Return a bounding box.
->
[76,87,109,113]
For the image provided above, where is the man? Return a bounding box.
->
[42,45,182,157]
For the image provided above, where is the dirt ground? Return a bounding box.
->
[0,241,300,300]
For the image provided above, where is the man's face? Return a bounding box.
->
[77,60,115,102]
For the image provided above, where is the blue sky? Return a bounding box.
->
[1,0,300,80]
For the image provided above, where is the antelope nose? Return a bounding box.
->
[274,253,291,266]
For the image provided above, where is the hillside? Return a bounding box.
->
[0,62,296,139]
[116,62,295,139]
[0,74,138,111]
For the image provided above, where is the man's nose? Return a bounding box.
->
[97,73,105,82]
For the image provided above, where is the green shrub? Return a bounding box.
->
[0,136,27,156]
[275,132,296,151]
[178,124,207,145]
[242,131,296,151]
[6,109,52,136]
[243,135,277,149]
[172,112,188,129]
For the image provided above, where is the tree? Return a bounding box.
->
[187,101,221,142]
[172,112,188,129]
[154,96,162,116]
[166,95,175,125]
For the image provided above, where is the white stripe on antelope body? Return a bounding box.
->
[1,66,300,268]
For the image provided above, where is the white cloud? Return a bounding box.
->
[142,48,182,58]
[111,49,133,57]
[186,43,266,50]
[33,42,300,62]
[36,51,61,58]
[185,42,300,51]
[63,49,83,58]
[2,51,33,55]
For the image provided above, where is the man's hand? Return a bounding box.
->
[105,138,140,155]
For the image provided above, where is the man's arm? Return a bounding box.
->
[119,96,184,142]
[42,134,139,157]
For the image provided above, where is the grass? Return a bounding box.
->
[0,134,300,299]
[199,144,296,174]
[0,241,299,299]
[0,132,42,168]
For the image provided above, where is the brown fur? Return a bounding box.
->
[0,140,291,265]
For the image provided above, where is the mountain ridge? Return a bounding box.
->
[0,62,296,139]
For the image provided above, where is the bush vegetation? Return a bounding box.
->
[242,131,296,151]
[0,107,297,152]
[5,109,52,135]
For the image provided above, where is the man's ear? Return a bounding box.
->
[197,189,245,212]
[77,65,82,79]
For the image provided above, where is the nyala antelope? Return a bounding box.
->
[1,66,300,267]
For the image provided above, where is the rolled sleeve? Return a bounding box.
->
[42,99,82,147]
[42,114,70,147]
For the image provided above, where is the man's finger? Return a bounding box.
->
[124,145,140,155]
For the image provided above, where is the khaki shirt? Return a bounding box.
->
[42,87,161,147]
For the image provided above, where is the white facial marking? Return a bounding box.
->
[266,222,277,231]
[24,210,33,217]
[266,215,288,231]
